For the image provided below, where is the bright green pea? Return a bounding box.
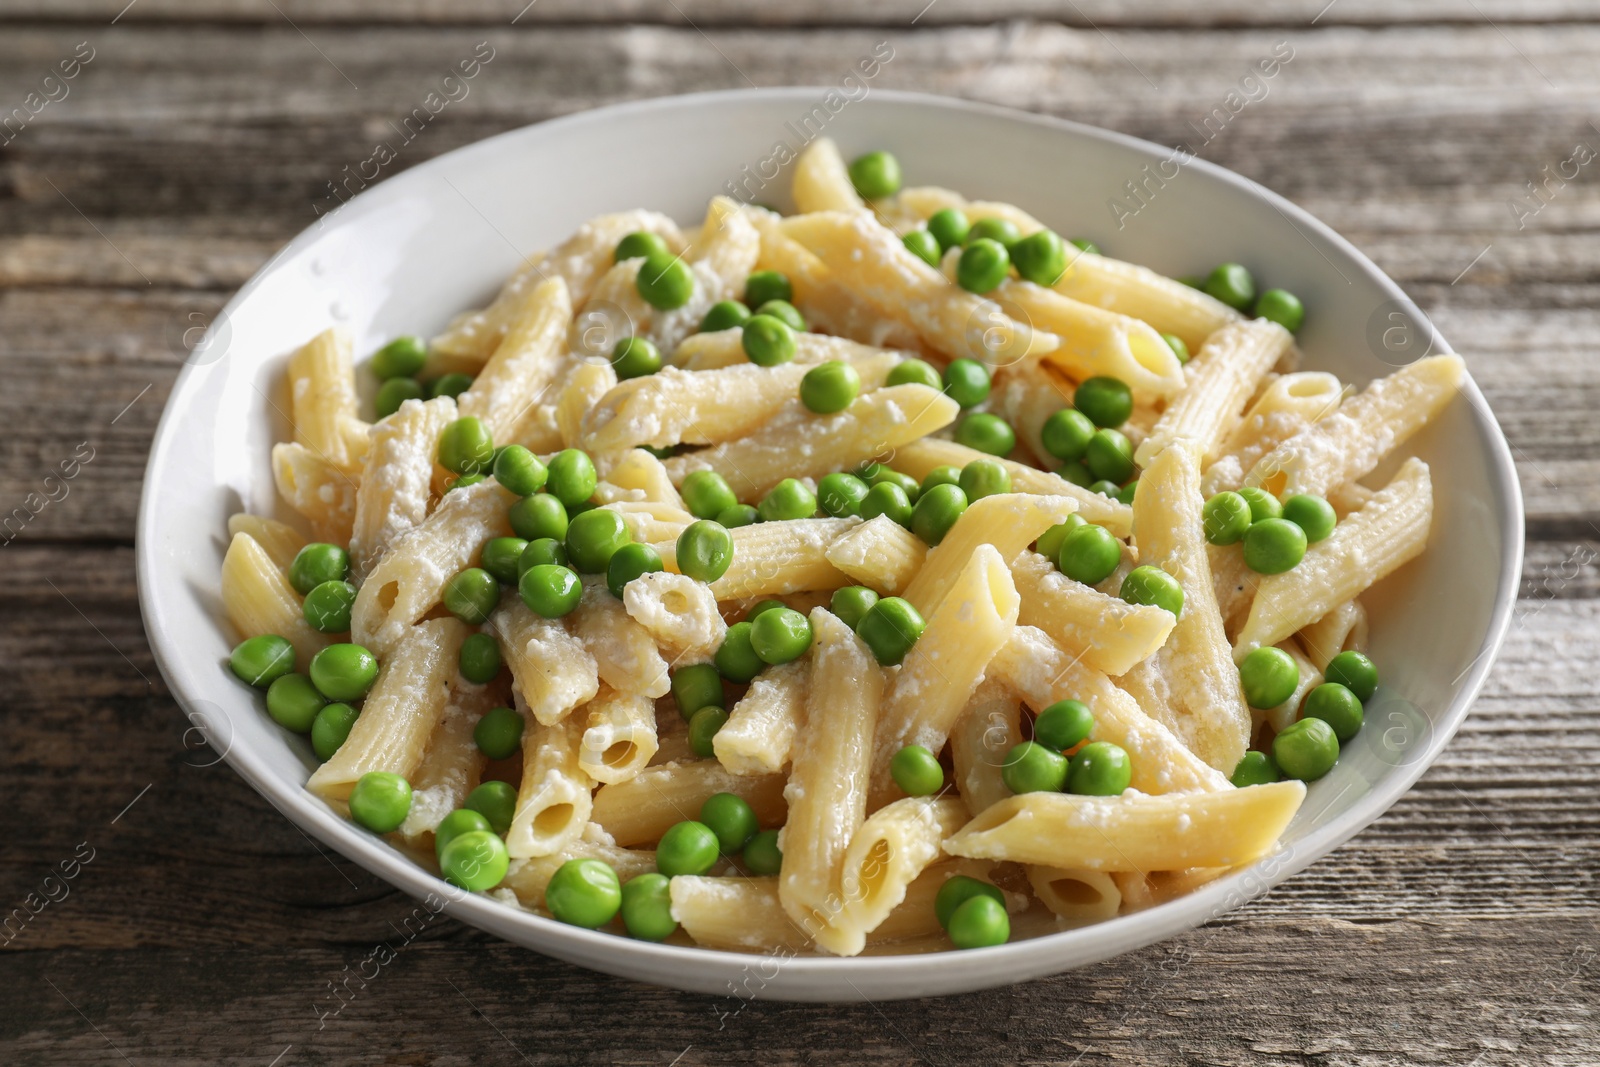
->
[847,150,901,200]
[902,229,942,267]
[1325,651,1378,702]
[1069,237,1101,255]
[620,873,678,941]
[375,376,426,418]
[957,238,1010,294]
[508,493,568,542]
[911,482,968,546]
[830,585,880,631]
[750,607,812,665]
[890,745,944,797]
[955,413,1016,457]
[439,416,495,476]
[1088,479,1121,498]
[717,503,760,528]
[927,208,970,251]
[1255,288,1305,333]
[1204,262,1257,311]
[1074,376,1133,428]
[349,771,412,833]
[439,829,509,892]
[743,828,783,875]
[1034,515,1086,562]
[289,543,350,595]
[800,360,861,414]
[682,470,739,520]
[742,314,796,366]
[920,465,963,493]
[1243,517,1308,575]
[756,299,806,332]
[886,358,943,389]
[370,336,428,380]
[636,251,694,310]
[859,481,913,528]
[869,467,921,503]
[429,372,474,399]
[1056,460,1094,487]
[518,563,582,618]
[1230,750,1281,787]
[1163,333,1190,364]
[1041,408,1095,462]
[676,519,735,584]
[518,536,568,575]
[473,705,524,760]
[1011,229,1067,286]
[1273,717,1339,781]
[747,599,785,622]
[1058,523,1121,585]
[1084,428,1134,483]
[935,875,1005,930]
[308,643,378,701]
[758,478,817,522]
[1240,646,1299,709]
[701,299,752,333]
[1120,565,1184,617]
[266,672,325,733]
[229,634,295,688]
[1034,699,1094,751]
[700,792,759,853]
[434,808,491,857]
[1203,491,1253,546]
[817,472,869,518]
[1303,682,1364,742]
[1066,741,1132,796]
[671,663,725,721]
[1238,486,1282,522]
[458,632,502,684]
[856,596,925,666]
[615,230,670,262]
[465,779,517,835]
[714,622,764,683]
[744,270,793,308]
[546,449,597,508]
[478,537,527,587]
[565,507,630,574]
[968,217,1021,248]
[488,443,546,497]
[657,820,720,877]
[440,568,498,625]
[606,542,663,598]
[943,358,991,409]
[303,579,357,633]
[1116,481,1139,505]
[1002,741,1069,794]
[948,895,1009,949]
[958,458,1010,502]
[545,858,621,927]
[1282,494,1336,543]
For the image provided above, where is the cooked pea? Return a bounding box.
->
[518,536,568,575]
[434,808,491,857]
[1034,699,1094,751]
[679,470,736,520]
[458,632,502,684]
[1074,376,1133,428]
[1001,740,1068,794]
[759,478,817,522]
[672,663,725,721]
[911,482,968,546]
[479,536,528,585]
[1066,741,1132,796]
[439,829,510,892]
[817,471,869,517]
[935,875,1005,930]
[1058,524,1121,585]
[716,503,759,528]
[1238,486,1283,522]
[1041,408,1095,462]
[349,771,412,833]
[375,376,425,418]
[508,493,568,542]
[968,217,1021,248]
[442,568,500,624]
[749,607,812,665]
[847,150,901,200]
[611,336,662,380]
[1272,717,1339,781]
[370,336,428,380]
[311,702,359,761]
[1303,682,1364,742]
[800,360,861,414]
[954,413,1016,457]
[565,507,631,574]
[1243,517,1307,575]
[958,458,1011,502]
[1324,650,1378,702]
[1011,229,1068,285]
[688,705,728,758]
[289,543,350,595]
[755,299,807,332]
[518,563,582,618]
[439,416,495,475]
[1282,494,1336,543]
[830,585,880,630]
[902,229,942,266]
[1084,428,1134,483]
[860,481,913,528]
[308,643,379,701]
[1202,491,1253,546]
[615,230,670,262]
[1034,514,1086,562]
[886,358,942,389]
[700,299,752,333]
[856,596,926,666]
[445,473,484,493]
[620,872,678,941]
[1239,646,1300,709]
[545,858,621,927]
[465,779,517,835]
[429,372,474,399]
[927,208,970,251]
[1056,460,1094,487]
[1069,238,1100,255]
[546,449,597,508]
[890,745,945,797]
[742,314,796,366]
[606,542,663,598]
[1204,262,1257,310]
[1255,288,1305,332]
[636,250,694,310]
[714,621,764,683]
[1230,750,1281,787]
[229,634,295,688]
[742,828,783,875]
[266,672,325,733]
[1120,565,1183,617]
[473,705,525,760]
[920,465,962,493]
[957,238,1010,294]
[744,270,793,308]
[303,579,357,633]
[700,792,759,853]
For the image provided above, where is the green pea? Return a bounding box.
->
[1325,651,1378,702]
[701,299,752,333]
[1238,487,1282,523]
[744,270,793,308]
[847,150,901,199]
[1120,565,1183,617]
[674,519,734,585]
[565,507,630,574]
[438,568,497,625]
[910,482,968,546]
[940,359,990,410]
[1066,740,1132,796]
[545,858,622,928]
[518,536,569,575]
[869,467,921,503]
[1239,646,1299,709]
[603,542,661,599]
[473,538,523,587]
[1002,741,1069,794]
[736,828,782,876]
[920,465,962,493]
[860,481,913,529]
[458,632,502,684]
[856,596,926,666]
[636,250,694,310]
[1243,517,1307,575]
[1282,494,1336,543]
[671,663,725,721]
[1255,288,1305,333]
[716,503,760,528]
[519,563,582,618]
[742,314,796,366]
[1087,479,1119,498]
[1011,229,1068,286]
[302,579,357,633]
[610,334,664,379]
[1117,481,1139,505]
[680,470,736,520]
[229,634,295,688]
[439,829,510,892]
[958,458,1011,503]
[756,299,807,332]
[886,358,943,389]
[818,471,869,518]
[348,771,412,833]
[1303,682,1364,742]
[375,376,426,418]
[266,672,325,733]
[492,447,547,500]
[439,416,495,476]
[429,372,474,399]
[1056,460,1094,487]
[890,744,944,797]
[750,607,812,665]
[746,599,785,622]
[434,808,492,857]
[758,478,817,522]
[935,875,1005,930]
[1069,237,1101,255]
[902,229,942,267]
[615,230,670,262]
[968,217,1021,248]
[830,586,880,631]
[657,820,720,877]
[307,702,357,762]
[948,894,1009,949]
[714,622,764,683]
[927,208,971,251]
[1058,523,1121,585]
[1273,717,1339,781]
[1074,376,1133,429]
[800,360,861,414]
[308,643,378,701]
[1084,428,1134,483]
[1203,491,1253,546]
[370,336,428,380]
[473,705,525,760]
[1162,333,1190,364]
[1230,750,1281,787]
[1034,699,1094,751]
[700,792,759,853]
[289,543,350,595]
[955,413,1016,458]
[1204,262,1256,311]
[1041,408,1094,462]
[620,872,678,941]
[508,493,569,542]
[957,238,1010,294]
[465,779,517,835]
[1034,515,1086,562]
[546,449,597,508]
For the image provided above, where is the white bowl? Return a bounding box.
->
[137,88,1523,1001]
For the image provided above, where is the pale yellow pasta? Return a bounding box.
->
[555,360,617,448]
[596,448,686,510]
[506,712,591,859]
[220,531,327,667]
[622,570,727,661]
[399,680,495,844]
[503,835,657,910]
[568,581,670,699]
[1026,867,1123,924]
[943,782,1307,871]
[489,600,599,726]
[507,400,565,454]
[670,875,810,953]
[307,617,468,802]
[948,685,1023,816]
[837,797,969,950]
[714,658,810,776]
[653,518,859,600]
[577,688,659,785]
[791,137,865,213]
[996,279,1186,402]
[287,327,367,470]
[823,514,927,595]
[1297,599,1369,672]
[599,501,692,544]
[901,493,1076,617]
[1009,549,1176,677]
[671,324,910,373]
[455,276,572,441]
[592,761,787,847]
[1202,371,1345,495]
[226,513,305,571]
[270,441,358,545]
[1209,541,1257,638]
[993,362,1074,469]
[347,395,456,580]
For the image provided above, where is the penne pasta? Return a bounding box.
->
[226,513,305,572]
[714,657,810,777]
[347,395,456,581]
[653,518,859,600]
[791,137,866,213]
[220,531,328,666]
[455,276,572,442]
[621,570,727,661]
[901,493,1077,617]
[506,711,592,859]
[824,513,927,595]
[577,687,659,785]
[592,761,787,847]
[837,797,969,948]
[489,600,600,726]
[1009,549,1176,677]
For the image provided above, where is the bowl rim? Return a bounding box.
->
[136,86,1526,997]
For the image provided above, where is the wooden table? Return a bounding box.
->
[2,2,1596,1063]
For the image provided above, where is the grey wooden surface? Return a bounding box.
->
[1,3,1597,1065]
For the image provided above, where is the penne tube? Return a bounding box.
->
[671,323,909,373]
[652,518,859,600]
[456,276,572,442]
[570,581,671,699]
[1296,598,1369,672]
[791,137,866,213]
[226,513,305,572]
[503,834,657,911]
[1010,550,1176,677]
[993,361,1074,469]
[824,513,927,595]
[597,448,686,510]
[996,279,1186,402]
[901,493,1076,617]
[399,678,497,844]
[555,360,617,448]
[506,712,592,859]
[600,501,692,545]
[714,657,810,776]
[1261,640,1322,736]
[622,570,727,661]
[837,797,969,946]
[220,531,329,666]
[577,687,659,785]
[671,875,811,953]
[271,441,359,545]
[489,600,599,726]
[949,685,1023,816]
[287,327,366,470]
[1202,371,1345,495]
[347,395,456,581]
[1026,866,1123,924]
[592,761,787,847]
[1209,541,1258,639]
